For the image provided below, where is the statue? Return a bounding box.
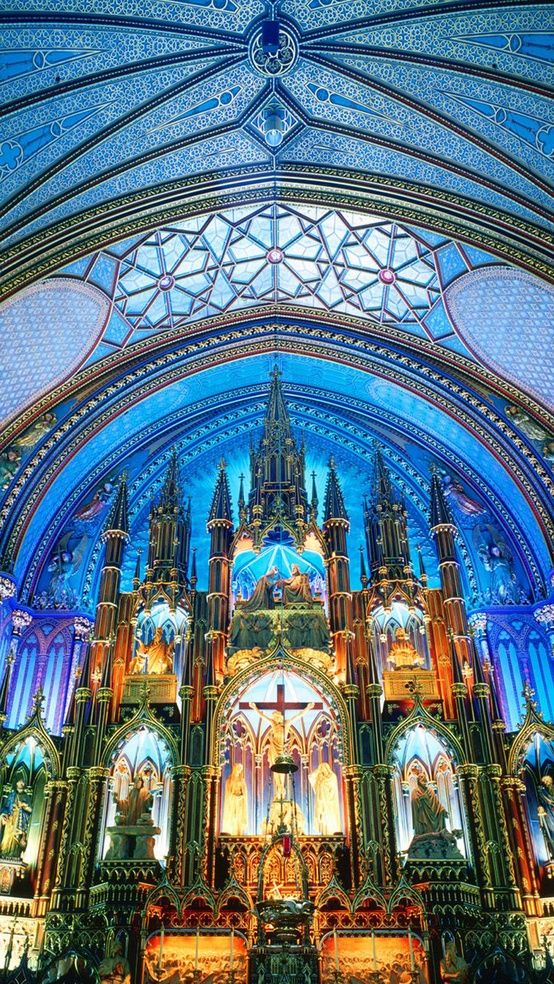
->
[98,942,131,984]
[387,627,424,670]
[478,540,518,605]
[309,763,341,835]
[411,774,448,836]
[0,449,21,490]
[221,763,249,836]
[0,780,33,859]
[537,775,554,860]
[131,627,174,675]
[505,405,550,442]
[441,474,484,516]
[228,609,273,652]
[117,776,153,826]
[249,701,314,800]
[278,565,314,607]
[243,567,278,611]
[14,412,56,449]
[440,937,469,983]
[265,798,306,836]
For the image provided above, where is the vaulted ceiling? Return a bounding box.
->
[0,1,552,612]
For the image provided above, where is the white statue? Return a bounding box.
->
[309,763,341,835]
[221,763,249,836]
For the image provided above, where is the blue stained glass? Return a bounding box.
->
[436,244,469,287]
[423,299,454,340]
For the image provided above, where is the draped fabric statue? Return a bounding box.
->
[243,567,278,611]
[0,780,33,859]
[537,775,554,860]
[278,565,314,607]
[222,763,249,836]
[309,763,341,835]
[117,777,153,826]
[130,626,174,675]
[411,774,448,835]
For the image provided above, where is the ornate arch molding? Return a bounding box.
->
[0,706,61,779]
[507,697,554,777]
[102,697,179,768]
[210,650,353,769]
[2,327,551,598]
[384,695,467,768]
[1,170,553,301]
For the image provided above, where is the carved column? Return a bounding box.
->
[32,780,67,916]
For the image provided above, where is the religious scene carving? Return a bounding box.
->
[0,370,552,984]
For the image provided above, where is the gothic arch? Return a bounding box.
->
[211,650,353,767]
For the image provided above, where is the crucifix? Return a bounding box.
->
[241,683,323,797]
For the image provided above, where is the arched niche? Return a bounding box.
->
[369,600,430,675]
[389,724,469,861]
[132,599,188,680]
[231,533,327,610]
[218,665,346,839]
[100,725,173,863]
[0,736,51,891]
[520,735,554,873]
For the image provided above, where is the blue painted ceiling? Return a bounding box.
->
[1,1,553,290]
[0,2,552,615]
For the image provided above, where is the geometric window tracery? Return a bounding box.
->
[63,203,502,355]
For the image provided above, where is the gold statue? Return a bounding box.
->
[387,627,424,670]
[130,626,174,675]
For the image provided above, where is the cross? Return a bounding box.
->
[240,682,322,719]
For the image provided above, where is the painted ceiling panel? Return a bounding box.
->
[0,279,110,424]
[445,269,554,411]
[1,1,552,275]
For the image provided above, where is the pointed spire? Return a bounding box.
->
[359,545,368,588]
[264,365,293,440]
[103,474,129,538]
[0,650,14,721]
[429,468,454,529]
[133,550,142,589]
[416,544,427,583]
[373,444,394,503]
[238,473,246,521]
[190,547,198,588]
[310,470,319,521]
[208,459,233,524]
[160,450,181,509]
[324,457,348,522]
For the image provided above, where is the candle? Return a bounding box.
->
[195,928,199,972]
[372,930,377,971]
[158,925,164,972]
[408,928,415,971]
[333,928,339,971]
[230,928,234,973]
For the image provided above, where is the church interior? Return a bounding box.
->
[0,2,553,982]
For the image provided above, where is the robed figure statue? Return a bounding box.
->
[411,774,448,835]
[116,776,153,826]
[221,763,249,836]
[242,567,279,612]
[278,565,314,607]
[309,763,341,835]
[129,626,174,675]
[0,780,33,859]
[537,774,554,860]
